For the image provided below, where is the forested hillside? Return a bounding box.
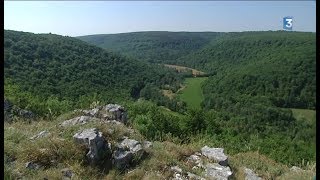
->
[177,31,316,110]
[4,30,185,116]
[77,31,223,64]
[175,31,316,165]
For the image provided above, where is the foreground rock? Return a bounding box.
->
[73,128,110,165]
[17,109,35,119]
[80,104,128,124]
[60,116,98,127]
[170,165,205,180]
[187,172,205,180]
[186,152,204,169]
[83,107,100,117]
[183,146,233,180]
[170,166,186,180]
[201,146,228,166]
[113,150,134,170]
[118,138,144,154]
[203,163,232,180]
[100,104,128,124]
[142,140,153,149]
[25,162,41,170]
[290,166,304,172]
[113,137,146,170]
[244,167,262,180]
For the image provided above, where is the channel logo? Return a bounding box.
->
[283,16,293,31]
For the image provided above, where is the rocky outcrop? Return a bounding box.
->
[182,146,232,180]
[171,165,185,180]
[101,104,128,124]
[75,104,128,124]
[17,109,35,119]
[73,128,110,165]
[60,116,98,127]
[203,163,232,180]
[142,140,153,149]
[113,150,134,170]
[186,152,204,169]
[25,161,41,170]
[244,167,262,180]
[187,172,205,180]
[201,146,228,166]
[83,107,100,117]
[118,138,144,155]
[170,165,206,180]
[113,137,145,170]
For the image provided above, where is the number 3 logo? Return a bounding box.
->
[286,19,293,28]
[283,16,293,30]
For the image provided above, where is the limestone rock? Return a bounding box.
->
[18,109,35,119]
[142,140,153,149]
[187,172,206,180]
[171,166,183,173]
[112,137,145,169]
[244,168,262,180]
[118,138,143,154]
[25,162,41,170]
[201,146,228,166]
[203,163,232,180]
[60,116,98,127]
[83,107,100,117]
[187,153,204,169]
[103,104,128,124]
[290,166,303,172]
[73,128,110,165]
[113,149,133,170]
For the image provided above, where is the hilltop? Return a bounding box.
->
[77,31,223,64]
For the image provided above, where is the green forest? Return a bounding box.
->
[4,30,186,116]
[79,31,316,166]
[77,31,223,64]
[4,30,316,167]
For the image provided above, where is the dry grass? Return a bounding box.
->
[229,151,289,179]
[163,64,206,76]
[5,111,313,180]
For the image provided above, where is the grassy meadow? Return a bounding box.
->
[290,108,316,123]
[178,77,208,109]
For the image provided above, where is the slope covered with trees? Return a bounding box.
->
[177,31,316,110]
[4,30,185,116]
[174,31,316,165]
[77,31,223,64]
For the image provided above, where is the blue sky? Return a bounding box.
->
[4,1,316,37]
